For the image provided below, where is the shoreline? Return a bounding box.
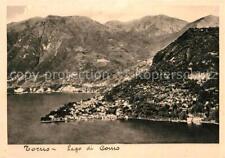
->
[128,117,219,125]
[7,91,97,95]
[39,93,219,126]
[40,113,219,126]
[40,116,219,126]
[8,92,218,126]
[7,85,100,95]
[7,92,95,95]
[8,89,218,126]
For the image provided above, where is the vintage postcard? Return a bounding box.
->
[0,0,224,157]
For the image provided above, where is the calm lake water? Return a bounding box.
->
[8,93,219,144]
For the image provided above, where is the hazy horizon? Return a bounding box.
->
[7,0,219,24]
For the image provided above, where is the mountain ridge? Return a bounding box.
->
[40,27,219,124]
[7,14,219,93]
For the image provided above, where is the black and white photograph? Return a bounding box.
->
[6,0,219,145]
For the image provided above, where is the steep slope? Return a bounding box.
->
[106,15,219,55]
[8,15,141,73]
[104,27,219,122]
[7,15,187,91]
[7,15,151,90]
[8,15,218,93]
[41,27,219,124]
[106,15,188,53]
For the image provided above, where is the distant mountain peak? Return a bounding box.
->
[188,15,219,28]
[106,15,188,37]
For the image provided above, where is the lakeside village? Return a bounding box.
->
[40,65,219,126]
[7,83,103,94]
[41,90,218,126]
[7,59,152,95]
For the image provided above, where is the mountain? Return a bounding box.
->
[106,15,188,36]
[8,15,131,73]
[7,15,187,91]
[104,27,219,122]
[173,15,219,38]
[41,27,219,124]
[183,15,219,30]
[106,15,188,52]
[106,15,219,56]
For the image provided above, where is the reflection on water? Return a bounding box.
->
[8,93,219,144]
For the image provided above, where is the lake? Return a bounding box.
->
[8,93,219,144]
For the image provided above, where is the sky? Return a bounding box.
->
[7,0,219,23]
